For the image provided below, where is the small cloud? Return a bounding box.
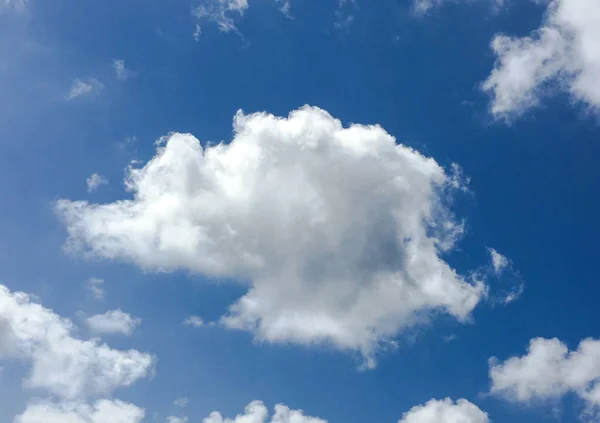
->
[1,0,27,12]
[274,0,291,15]
[85,277,105,300]
[87,173,108,192]
[167,417,188,423]
[183,315,204,328]
[66,78,103,100]
[86,309,142,336]
[174,398,188,408]
[334,0,357,29]
[193,24,201,41]
[113,59,135,81]
[442,334,457,343]
[503,283,524,305]
[488,247,509,276]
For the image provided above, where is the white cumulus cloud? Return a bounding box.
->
[482,0,600,119]
[203,401,326,423]
[490,337,600,417]
[398,398,489,423]
[56,106,489,367]
[14,399,145,423]
[0,283,154,400]
[86,310,141,336]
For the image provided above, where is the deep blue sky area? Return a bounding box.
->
[0,1,598,423]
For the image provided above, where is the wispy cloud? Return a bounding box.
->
[86,173,108,192]
[183,315,204,328]
[66,77,103,100]
[113,59,135,81]
[85,277,105,300]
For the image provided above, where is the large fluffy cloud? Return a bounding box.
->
[490,337,600,417]
[0,284,154,399]
[203,401,326,423]
[14,400,145,423]
[482,0,600,119]
[398,398,489,423]
[57,106,487,366]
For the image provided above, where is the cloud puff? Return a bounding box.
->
[490,337,600,417]
[0,284,154,400]
[398,398,489,423]
[183,316,204,328]
[203,401,326,423]
[57,106,488,367]
[482,0,600,119]
[87,174,108,193]
[14,400,145,423]
[487,248,508,275]
[86,277,105,300]
[67,78,103,100]
[86,310,141,336]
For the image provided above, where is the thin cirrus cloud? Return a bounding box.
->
[86,309,142,336]
[482,0,600,120]
[0,283,152,423]
[56,105,494,368]
[66,78,103,100]
[489,337,600,419]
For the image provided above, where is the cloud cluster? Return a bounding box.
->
[0,283,153,423]
[86,310,142,336]
[398,398,489,423]
[490,337,600,417]
[193,0,249,33]
[56,106,488,366]
[203,401,326,423]
[482,0,600,119]
[14,400,145,423]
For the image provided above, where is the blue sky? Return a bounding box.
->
[1,0,600,423]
